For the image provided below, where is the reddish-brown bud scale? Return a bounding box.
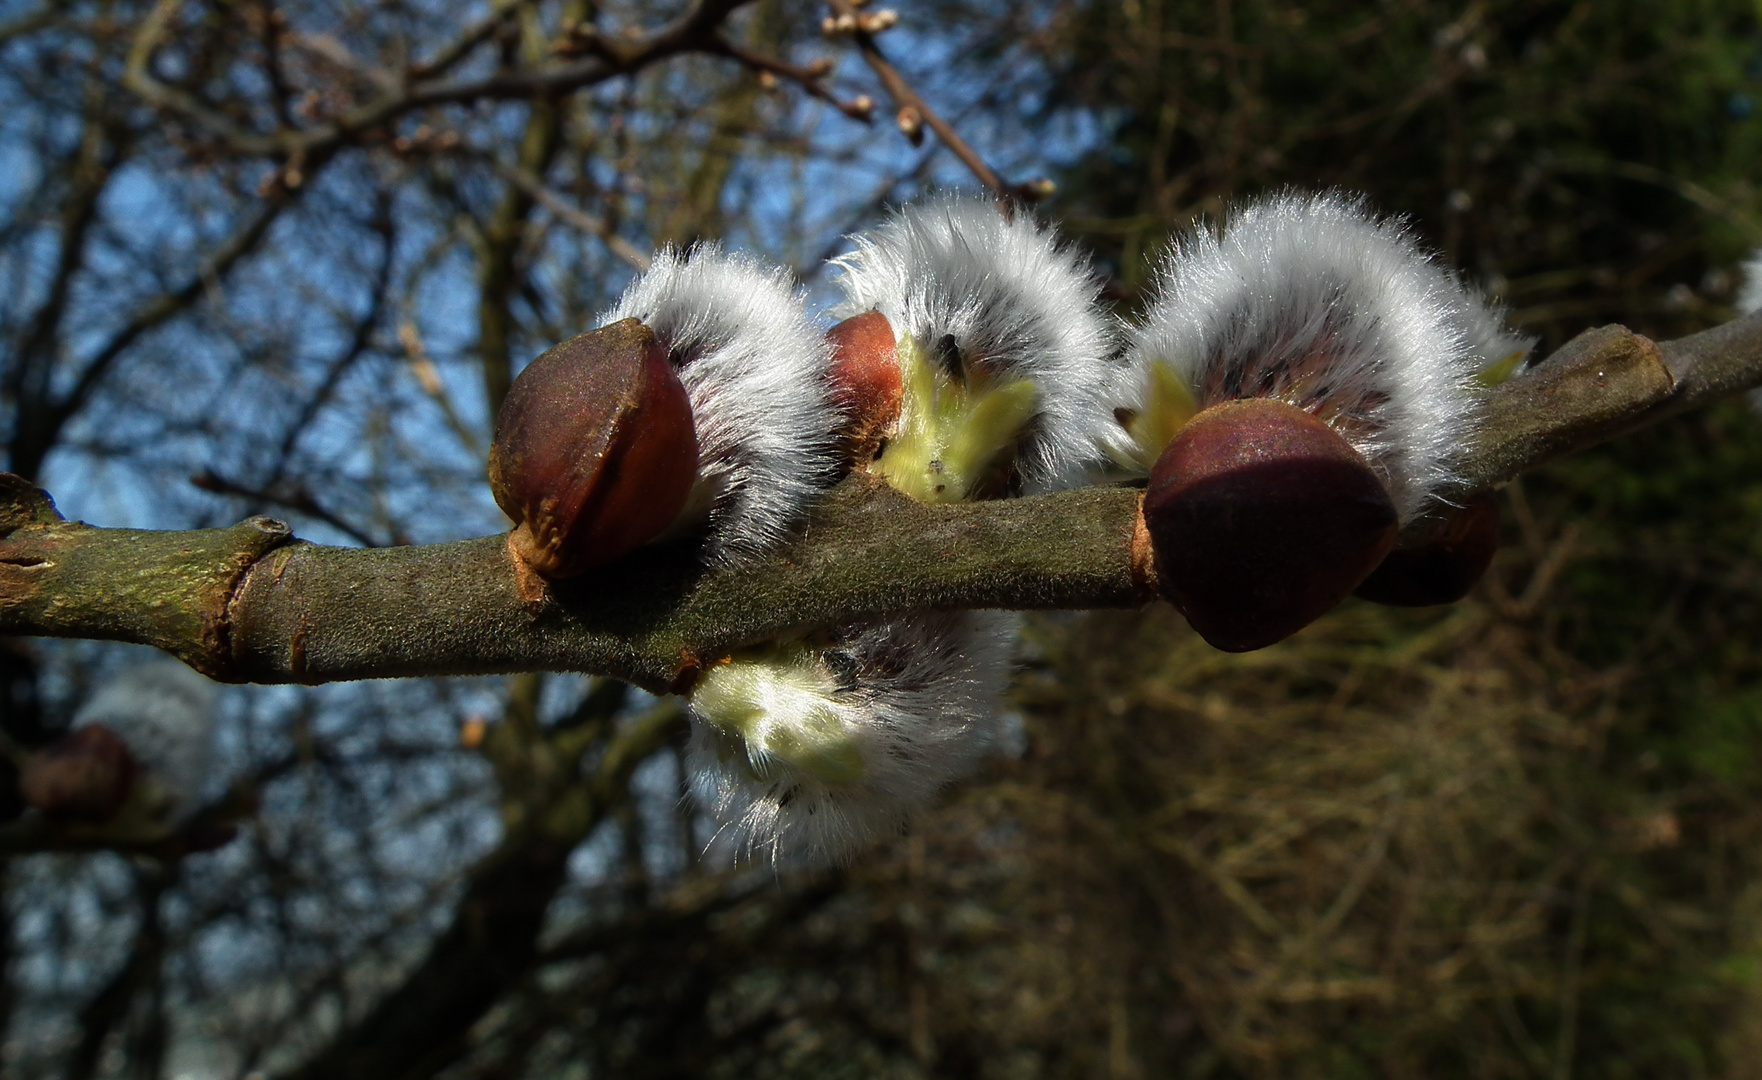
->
[1143,398,1399,652]
[19,725,138,822]
[488,319,699,579]
[1354,493,1500,606]
[825,310,902,464]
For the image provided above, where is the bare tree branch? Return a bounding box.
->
[10,195,294,480]
[278,695,682,1080]
[189,470,393,549]
[706,33,874,121]
[820,0,1049,203]
[490,159,652,272]
[124,0,756,162]
[0,317,1756,693]
[261,198,396,488]
[65,866,172,1080]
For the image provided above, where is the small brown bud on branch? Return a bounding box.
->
[857,9,900,33]
[896,106,924,145]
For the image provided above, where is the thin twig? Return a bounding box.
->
[705,35,874,121]
[397,321,489,459]
[491,161,651,272]
[189,470,391,548]
[821,0,1040,204]
[265,199,396,487]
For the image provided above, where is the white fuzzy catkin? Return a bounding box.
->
[685,611,1016,866]
[1112,191,1531,521]
[681,197,1112,864]
[73,659,218,821]
[830,192,1118,494]
[606,245,838,563]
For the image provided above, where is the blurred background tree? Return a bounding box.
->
[5,1,1762,1078]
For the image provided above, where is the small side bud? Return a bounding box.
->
[488,318,699,578]
[1143,398,1398,652]
[858,9,900,33]
[1354,493,1500,606]
[20,725,138,822]
[825,310,902,464]
[896,106,924,146]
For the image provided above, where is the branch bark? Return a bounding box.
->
[0,317,1756,693]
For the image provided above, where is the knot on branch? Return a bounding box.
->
[0,474,62,536]
[207,517,299,676]
[1459,324,1673,498]
[0,474,297,682]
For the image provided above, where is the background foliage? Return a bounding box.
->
[6,1,1762,1077]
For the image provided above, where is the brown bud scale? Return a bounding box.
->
[20,724,138,822]
[825,310,902,466]
[1354,493,1500,607]
[488,318,698,579]
[1143,398,1398,652]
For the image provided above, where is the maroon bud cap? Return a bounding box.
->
[825,310,902,465]
[1143,398,1399,652]
[488,318,699,579]
[19,725,138,822]
[1354,493,1499,607]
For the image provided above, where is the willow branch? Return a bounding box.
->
[0,317,1757,693]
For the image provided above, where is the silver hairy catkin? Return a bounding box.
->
[1108,190,1533,520]
[606,245,839,564]
[73,658,219,822]
[830,191,1121,493]
[686,196,1123,864]
[685,612,1017,865]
